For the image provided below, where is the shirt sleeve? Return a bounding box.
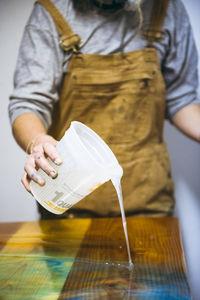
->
[163,0,200,121]
[8,2,65,130]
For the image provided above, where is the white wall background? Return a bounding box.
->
[0,0,199,298]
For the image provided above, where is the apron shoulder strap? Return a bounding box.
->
[36,0,82,53]
[142,0,170,47]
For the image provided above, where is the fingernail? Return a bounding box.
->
[50,171,57,178]
[38,178,45,185]
[54,158,62,165]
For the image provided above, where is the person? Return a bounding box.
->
[9,0,200,219]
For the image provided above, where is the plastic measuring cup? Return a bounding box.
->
[30,121,123,214]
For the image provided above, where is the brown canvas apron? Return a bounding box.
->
[37,0,174,218]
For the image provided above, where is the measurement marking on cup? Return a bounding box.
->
[52,191,64,203]
[48,190,73,210]
[62,183,83,198]
[44,200,66,212]
[90,183,102,192]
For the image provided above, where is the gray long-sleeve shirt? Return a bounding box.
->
[9,0,200,130]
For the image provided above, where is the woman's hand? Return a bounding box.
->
[22,133,62,193]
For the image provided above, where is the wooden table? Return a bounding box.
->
[0,217,190,299]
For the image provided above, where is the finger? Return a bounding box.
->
[34,152,58,179]
[24,164,45,186]
[21,173,32,194]
[43,142,63,165]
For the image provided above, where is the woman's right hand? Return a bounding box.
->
[22,133,62,193]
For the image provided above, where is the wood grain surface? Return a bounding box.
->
[0,217,190,299]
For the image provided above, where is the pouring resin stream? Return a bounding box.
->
[30,121,134,269]
[112,177,134,271]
